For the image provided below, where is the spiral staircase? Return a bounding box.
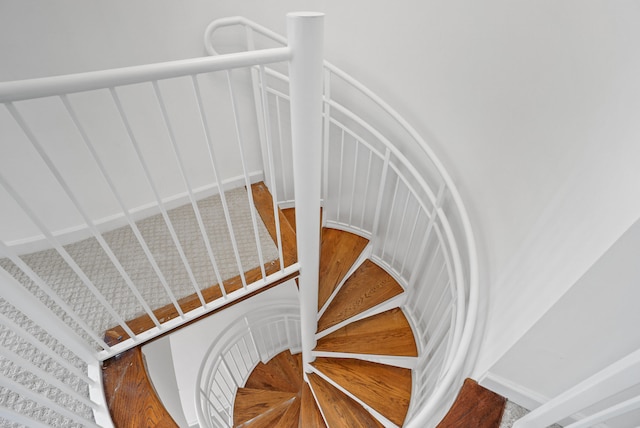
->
[230,209,416,427]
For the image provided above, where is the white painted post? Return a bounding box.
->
[287,12,324,370]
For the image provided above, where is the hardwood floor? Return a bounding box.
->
[318,228,369,311]
[102,347,178,428]
[315,308,418,356]
[436,379,506,428]
[317,259,404,333]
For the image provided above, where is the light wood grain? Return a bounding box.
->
[318,259,403,333]
[102,348,178,428]
[311,357,412,426]
[300,382,327,428]
[233,388,296,426]
[318,228,369,311]
[315,308,417,356]
[308,372,384,428]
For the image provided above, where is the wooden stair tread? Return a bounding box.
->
[436,379,506,428]
[311,357,412,426]
[318,259,404,332]
[315,308,418,356]
[241,397,296,428]
[275,396,301,428]
[102,347,178,428]
[244,351,302,393]
[308,372,383,428]
[301,381,327,428]
[318,228,369,311]
[233,388,296,426]
[251,182,298,268]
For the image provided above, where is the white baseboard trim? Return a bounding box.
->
[6,171,264,255]
[479,372,548,412]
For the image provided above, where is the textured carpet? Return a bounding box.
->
[0,186,279,427]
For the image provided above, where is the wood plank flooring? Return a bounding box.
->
[102,347,178,428]
[307,373,384,428]
[315,308,417,356]
[318,228,369,311]
[436,379,506,428]
[300,382,327,428]
[234,388,297,426]
[318,259,404,333]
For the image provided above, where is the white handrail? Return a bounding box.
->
[204,17,480,427]
[0,47,291,103]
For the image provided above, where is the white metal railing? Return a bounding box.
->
[0,13,324,427]
[205,16,479,427]
[195,304,302,427]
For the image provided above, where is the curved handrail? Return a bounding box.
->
[195,303,301,427]
[204,17,480,427]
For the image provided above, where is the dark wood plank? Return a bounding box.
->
[250,182,298,267]
[315,308,417,356]
[233,388,296,426]
[102,348,178,428]
[436,379,506,428]
[318,228,369,311]
[300,382,327,428]
[311,357,412,426]
[318,259,403,333]
[308,373,383,428]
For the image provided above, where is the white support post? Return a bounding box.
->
[287,11,324,370]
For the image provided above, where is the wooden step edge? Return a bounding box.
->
[233,388,297,426]
[237,395,298,428]
[250,182,298,267]
[316,292,406,337]
[318,228,370,311]
[436,379,506,428]
[102,347,179,427]
[311,351,418,370]
[317,244,372,319]
[104,270,298,347]
[309,366,395,427]
[300,380,328,428]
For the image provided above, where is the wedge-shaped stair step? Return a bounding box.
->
[318,259,404,333]
[275,396,301,428]
[319,228,369,310]
[312,357,412,427]
[315,308,418,357]
[233,388,296,426]
[241,397,295,428]
[244,351,302,393]
[301,381,327,427]
[308,372,384,428]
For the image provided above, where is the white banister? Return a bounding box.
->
[287,11,325,370]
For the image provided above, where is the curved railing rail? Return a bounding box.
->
[205,17,480,427]
[195,303,302,427]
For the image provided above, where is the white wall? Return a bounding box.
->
[482,218,640,416]
[3,0,640,403]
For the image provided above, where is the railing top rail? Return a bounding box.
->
[0,46,291,103]
[204,16,480,427]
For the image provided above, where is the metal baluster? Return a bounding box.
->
[151,80,226,297]
[109,87,206,307]
[61,94,184,319]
